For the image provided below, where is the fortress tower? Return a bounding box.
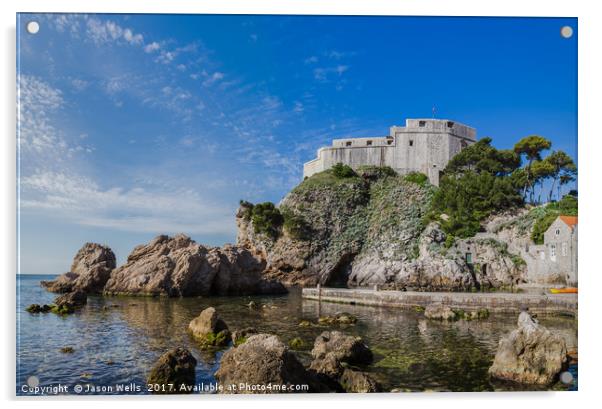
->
[303,118,477,186]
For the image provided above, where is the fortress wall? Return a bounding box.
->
[302,119,477,184]
[310,145,395,173]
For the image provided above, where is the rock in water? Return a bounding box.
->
[309,331,378,392]
[41,243,116,293]
[188,307,230,347]
[147,348,197,394]
[103,234,286,296]
[231,327,258,346]
[51,290,87,314]
[424,304,457,320]
[310,331,373,368]
[488,311,568,385]
[339,368,381,393]
[215,334,328,393]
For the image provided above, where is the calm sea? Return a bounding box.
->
[16,274,578,395]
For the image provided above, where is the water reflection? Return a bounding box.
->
[17,276,577,394]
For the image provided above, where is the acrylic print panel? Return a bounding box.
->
[16,13,578,395]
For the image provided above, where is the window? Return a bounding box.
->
[419,120,426,127]
[466,253,472,264]
[556,229,560,236]
[366,140,372,146]
[550,244,556,260]
[345,141,352,147]
[562,242,568,256]
[447,121,454,128]
[409,140,414,147]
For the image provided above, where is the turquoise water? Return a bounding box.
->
[17,274,577,395]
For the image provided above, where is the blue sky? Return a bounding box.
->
[17,14,577,274]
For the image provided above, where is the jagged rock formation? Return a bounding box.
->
[238,167,527,290]
[41,243,116,293]
[488,311,568,384]
[103,234,286,296]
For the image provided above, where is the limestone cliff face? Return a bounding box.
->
[238,168,527,290]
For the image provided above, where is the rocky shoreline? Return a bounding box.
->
[141,306,572,394]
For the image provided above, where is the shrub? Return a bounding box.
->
[281,207,310,240]
[251,202,284,239]
[239,200,254,220]
[403,172,429,186]
[331,162,357,178]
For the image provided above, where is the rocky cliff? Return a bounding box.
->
[238,167,528,291]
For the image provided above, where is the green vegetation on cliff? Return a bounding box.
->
[530,194,578,244]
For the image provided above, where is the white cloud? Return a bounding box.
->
[20,171,236,236]
[18,75,65,154]
[144,41,161,53]
[304,56,318,64]
[71,78,89,91]
[202,71,225,87]
[313,65,349,81]
[293,101,304,113]
[86,18,144,46]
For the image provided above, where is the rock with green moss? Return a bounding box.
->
[288,337,306,350]
[60,346,74,353]
[49,290,87,314]
[147,347,197,394]
[26,304,52,313]
[231,327,258,346]
[189,307,230,348]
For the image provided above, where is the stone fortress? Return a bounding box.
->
[303,118,477,186]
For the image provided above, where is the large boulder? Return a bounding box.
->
[309,331,378,392]
[488,311,568,385]
[41,243,116,293]
[215,334,329,393]
[147,348,197,394]
[310,331,373,369]
[188,307,230,347]
[103,234,286,297]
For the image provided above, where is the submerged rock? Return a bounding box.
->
[488,311,568,385]
[147,347,197,394]
[215,333,329,393]
[25,304,52,313]
[424,304,457,321]
[310,331,373,367]
[103,234,286,297]
[41,243,116,294]
[188,307,230,348]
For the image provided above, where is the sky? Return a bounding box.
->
[16,14,578,274]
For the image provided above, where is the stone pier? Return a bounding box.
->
[302,287,577,316]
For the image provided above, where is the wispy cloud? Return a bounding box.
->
[20,171,236,235]
[86,18,144,46]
